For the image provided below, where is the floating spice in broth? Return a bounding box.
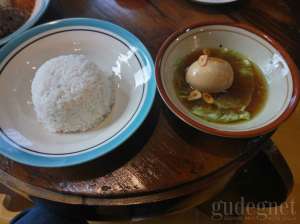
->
[174,48,268,124]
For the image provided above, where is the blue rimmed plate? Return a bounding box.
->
[0,18,156,167]
[0,0,50,45]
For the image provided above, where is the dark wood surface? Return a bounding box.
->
[0,0,299,207]
[0,104,263,205]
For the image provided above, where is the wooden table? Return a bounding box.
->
[0,0,299,221]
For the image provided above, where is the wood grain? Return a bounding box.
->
[0,0,299,208]
[0,103,258,200]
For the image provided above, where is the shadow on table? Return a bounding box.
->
[161,99,271,160]
[37,0,63,24]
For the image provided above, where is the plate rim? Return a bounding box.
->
[0,18,156,167]
[190,0,238,4]
[0,0,50,45]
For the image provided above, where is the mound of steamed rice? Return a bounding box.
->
[31,54,115,133]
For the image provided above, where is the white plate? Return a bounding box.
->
[190,0,239,4]
[0,18,156,167]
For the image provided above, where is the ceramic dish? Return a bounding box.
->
[0,0,50,45]
[190,0,239,5]
[156,22,300,138]
[0,18,156,167]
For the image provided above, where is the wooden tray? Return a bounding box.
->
[0,0,298,211]
[0,98,269,206]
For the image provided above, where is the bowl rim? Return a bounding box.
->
[155,21,300,138]
[190,0,238,4]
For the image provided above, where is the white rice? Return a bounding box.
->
[31,54,115,133]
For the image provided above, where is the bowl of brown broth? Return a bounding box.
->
[155,23,300,138]
[0,0,49,45]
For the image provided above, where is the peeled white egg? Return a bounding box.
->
[185,56,234,93]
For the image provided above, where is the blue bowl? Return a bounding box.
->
[0,18,156,167]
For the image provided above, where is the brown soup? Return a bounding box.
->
[174,48,268,124]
